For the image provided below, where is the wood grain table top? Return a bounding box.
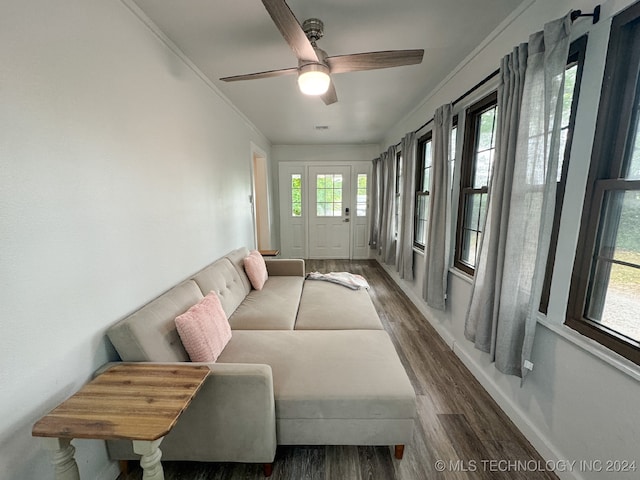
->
[32,363,209,441]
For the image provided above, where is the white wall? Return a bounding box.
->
[0,1,270,478]
[272,144,381,163]
[379,1,640,479]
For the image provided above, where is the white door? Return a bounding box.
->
[308,166,351,258]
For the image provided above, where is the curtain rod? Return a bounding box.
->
[393,68,500,148]
[392,5,601,150]
[571,5,601,24]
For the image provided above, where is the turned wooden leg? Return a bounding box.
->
[263,463,273,477]
[41,437,80,480]
[394,444,405,460]
[133,439,164,480]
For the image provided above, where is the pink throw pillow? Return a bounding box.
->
[243,250,268,290]
[175,291,232,362]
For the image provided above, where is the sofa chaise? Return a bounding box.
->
[105,247,417,474]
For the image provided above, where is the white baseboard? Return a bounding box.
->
[376,259,582,480]
[452,345,583,480]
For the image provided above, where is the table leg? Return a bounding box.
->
[133,438,164,480]
[41,437,80,480]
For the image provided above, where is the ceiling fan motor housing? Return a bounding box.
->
[302,18,324,44]
[299,46,329,68]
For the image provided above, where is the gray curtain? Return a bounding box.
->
[464,44,528,358]
[369,157,381,251]
[397,132,417,279]
[464,14,572,379]
[423,104,452,309]
[379,145,398,263]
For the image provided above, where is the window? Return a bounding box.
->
[291,174,302,217]
[356,174,368,217]
[395,151,402,237]
[413,119,457,251]
[455,92,498,275]
[316,174,343,217]
[414,133,432,249]
[450,120,458,189]
[540,35,588,313]
[568,4,640,364]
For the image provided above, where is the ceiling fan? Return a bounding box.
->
[219,0,424,105]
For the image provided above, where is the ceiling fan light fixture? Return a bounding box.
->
[298,64,330,96]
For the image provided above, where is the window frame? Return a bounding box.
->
[394,150,402,238]
[413,131,433,250]
[568,4,640,364]
[291,173,303,217]
[539,35,589,313]
[454,91,498,275]
[315,173,344,217]
[356,173,368,217]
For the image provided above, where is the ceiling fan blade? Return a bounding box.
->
[321,81,338,105]
[220,67,298,82]
[262,0,319,63]
[327,50,424,74]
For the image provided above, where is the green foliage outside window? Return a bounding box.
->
[292,174,302,216]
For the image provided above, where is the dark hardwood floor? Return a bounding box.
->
[118,259,557,480]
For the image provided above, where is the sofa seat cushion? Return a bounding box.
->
[228,277,303,330]
[217,330,416,421]
[295,280,384,330]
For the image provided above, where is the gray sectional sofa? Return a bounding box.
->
[106,247,416,473]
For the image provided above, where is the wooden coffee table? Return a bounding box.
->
[33,363,209,480]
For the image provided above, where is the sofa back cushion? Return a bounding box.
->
[192,258,249,318]
[225,247,253,292]
[107,280,203,362]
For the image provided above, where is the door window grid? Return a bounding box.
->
[356,174,368,217]
[316,174,343,217]
[291,174,302,217]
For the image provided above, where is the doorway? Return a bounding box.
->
[279,162,371,259]
[308,165,352,258]
[251,147,271,250]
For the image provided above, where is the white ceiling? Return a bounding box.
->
[131,0,525,145]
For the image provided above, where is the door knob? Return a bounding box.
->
[343,219,350,223]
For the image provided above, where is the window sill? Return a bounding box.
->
[449,266,473,285]
[412,246,425,256]
[536,314,640,382]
